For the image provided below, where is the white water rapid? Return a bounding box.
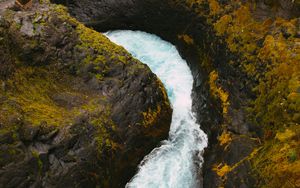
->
[105,30,208,188]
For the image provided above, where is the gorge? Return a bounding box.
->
[106,30,208,188]
[0,0,299,187]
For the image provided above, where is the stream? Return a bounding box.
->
[106,30,208,188]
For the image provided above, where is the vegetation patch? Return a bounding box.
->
[209,70,230,114]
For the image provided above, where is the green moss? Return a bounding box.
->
[80,99,117,152]
[4,67,75,127]
[76,23,132,67]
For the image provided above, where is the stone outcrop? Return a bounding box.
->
[0,2,172,187]
[52,0,300,187]
[1,0,299,187]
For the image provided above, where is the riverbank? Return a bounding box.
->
[0,3,172,187]
[0,0,299,187]
[55,0,300,187]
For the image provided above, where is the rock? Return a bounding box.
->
[0,2,172,187]
[19,124,40,142]
[1,0,298,187]
[20,18,34,37]
[53,0,299,187]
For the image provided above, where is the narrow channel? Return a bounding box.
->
[106,30,208,188]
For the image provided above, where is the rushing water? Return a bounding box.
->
[105,30,208,188]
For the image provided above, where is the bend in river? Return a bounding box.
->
[106,30,208,188]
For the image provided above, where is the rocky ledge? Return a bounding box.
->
[0,2,172,187]
[53,0,299,187]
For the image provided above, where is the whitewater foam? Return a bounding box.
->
[105,30,208,188]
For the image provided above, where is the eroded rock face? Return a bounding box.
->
[253,0,300,20]
[0,2,172,187]
[53,0,300,187]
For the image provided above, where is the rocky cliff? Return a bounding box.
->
[52,0,300,187]
[1,0,299,187]
[0,2,172,187]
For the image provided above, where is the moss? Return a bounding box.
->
[142,105,162,128]
[218,130,232,148]
[4,67,74,127]
[0,4,124,157]
[52,4,78,24]
[209,70,230,114]
[214,15,232,36]
[251,133,300,187]
[157,79,170,106]
[213,163,231,178]
[173,0,300,185]
[208,0,221,16]
[275,129,296,142]
[76,23,132,67]
[82,99,117,152]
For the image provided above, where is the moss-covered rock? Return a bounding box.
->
[0,1,172,187]
[54,0,299,187]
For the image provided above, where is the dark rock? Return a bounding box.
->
[0,2,172,187]
[19,124,40,142]
[225,161,257,188]
[51,0,261,187]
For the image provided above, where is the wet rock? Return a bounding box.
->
[0,2,172,187]
[52,0,262,187]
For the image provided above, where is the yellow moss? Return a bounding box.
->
[141,80,169,128]
[5,67,74,126]
[209,70,230,114]
[209,0,221,16]
[178,34,194,45]
[53,4,132,69]
[214,15,232,36]
[76,23,130,66]
[142,105,162,127]
[275,129,296,142]
[52,5,78,25]
[258,34,290,63]
[251,123,300,187]
[218,131,232,147]
[156,79,170,106]
[83,100,118,151]
[172,1,300,186]
[213,163,231,177]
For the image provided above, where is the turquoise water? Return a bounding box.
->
[106,30,208,188]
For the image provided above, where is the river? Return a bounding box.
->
[106,30,208,188]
